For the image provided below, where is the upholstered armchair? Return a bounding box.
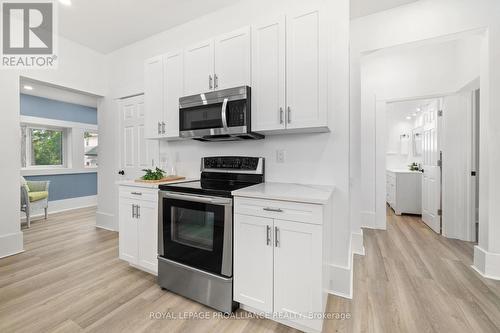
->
[20,177,50,228]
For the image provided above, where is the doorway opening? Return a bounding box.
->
[360,29,483,242]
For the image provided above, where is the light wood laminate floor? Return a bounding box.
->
[2,208,500,332]
[326,207,500,333]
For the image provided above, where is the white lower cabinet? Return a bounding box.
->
[119,186,158,275]
[234,197,324,332]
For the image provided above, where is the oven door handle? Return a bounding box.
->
[221,98,229,129]
[161,192,232,205]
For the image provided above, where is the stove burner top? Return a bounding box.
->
[159,156,265,197]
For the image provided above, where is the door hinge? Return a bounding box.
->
[438,110,443,117]
[471,171,477,176]
[437,209,442,216]
[437,159,442,167]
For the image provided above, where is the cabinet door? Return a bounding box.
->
[144,56,164,138]
[234,214,274,313]
[251,17,286,131]
[286,9,327,130]
[137,200,158,274]
[274,219,322,330]
[163,50,183,138]
[183,40,214,96]
[119,198,138,264]
[214,27,251,90]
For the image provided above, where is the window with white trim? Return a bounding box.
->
[22,126,67,168]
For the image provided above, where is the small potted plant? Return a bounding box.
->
[408,162,419,171]
[140,167,166,181]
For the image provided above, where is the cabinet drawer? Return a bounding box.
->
[119,186,158,202]
[234,197,323,225]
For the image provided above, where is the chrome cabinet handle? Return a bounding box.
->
[263,207,283,213]
[214,74,218,89]
[131,192,142,196]
[132,204,135,218]
[266,225,271,246]
[209,75,213,89]
[161,122,166,134]
[279,107,284,124]
[137,205,140,219]
[221,98,228,129]
[287,106,291,124]
[275,227,280,247]
[157,122,161,135]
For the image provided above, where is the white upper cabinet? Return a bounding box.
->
[183,40,215,96]
[251,17,286,131]
[163,50,183,138]
[144,56,164,139]
[286,8,327,131]
[214,27,251,90]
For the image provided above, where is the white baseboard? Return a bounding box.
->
[0,232,24,259]
[360,210,376,229]
[351,229,365,256]
[472,245,500,280]
[20,195,97,222]
[96,211,117,232]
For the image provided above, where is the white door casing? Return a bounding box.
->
[421,99,442,234]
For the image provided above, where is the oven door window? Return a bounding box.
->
[163,198,226,275]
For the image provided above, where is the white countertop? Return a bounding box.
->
[116,178,196,189]
[232,182,334,205]
[387,169,422,174]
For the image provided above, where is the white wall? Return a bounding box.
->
[386,102,424,170]
[101,0,352,293]
[0,36,107,258]
[350,0,500,278]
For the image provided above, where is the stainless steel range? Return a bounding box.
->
[157,156,265,313]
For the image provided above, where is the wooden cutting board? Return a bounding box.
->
[134,175,186,183]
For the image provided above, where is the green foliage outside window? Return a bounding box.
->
[30,128,63,166]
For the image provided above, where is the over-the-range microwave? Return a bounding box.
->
[179,86,264,142]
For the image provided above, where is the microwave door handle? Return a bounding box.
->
[221,98,229,129]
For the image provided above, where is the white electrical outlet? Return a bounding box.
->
[276,149,285,163]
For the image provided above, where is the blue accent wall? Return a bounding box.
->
[20,94,97,125]
[25,173,97,201]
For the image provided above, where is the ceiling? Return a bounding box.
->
[350,0,419,19]
[58,0,238,54]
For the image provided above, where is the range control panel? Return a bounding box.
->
[202,156,262,171]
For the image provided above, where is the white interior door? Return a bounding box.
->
[421,100,442,233]
[442,92,475,241]
[119,95,159,181]
[214,26,251,90]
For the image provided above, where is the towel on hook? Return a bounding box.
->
[400,135,410,155]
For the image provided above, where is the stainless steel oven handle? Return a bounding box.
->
[161,192,232,205]
[221,98,228,129]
